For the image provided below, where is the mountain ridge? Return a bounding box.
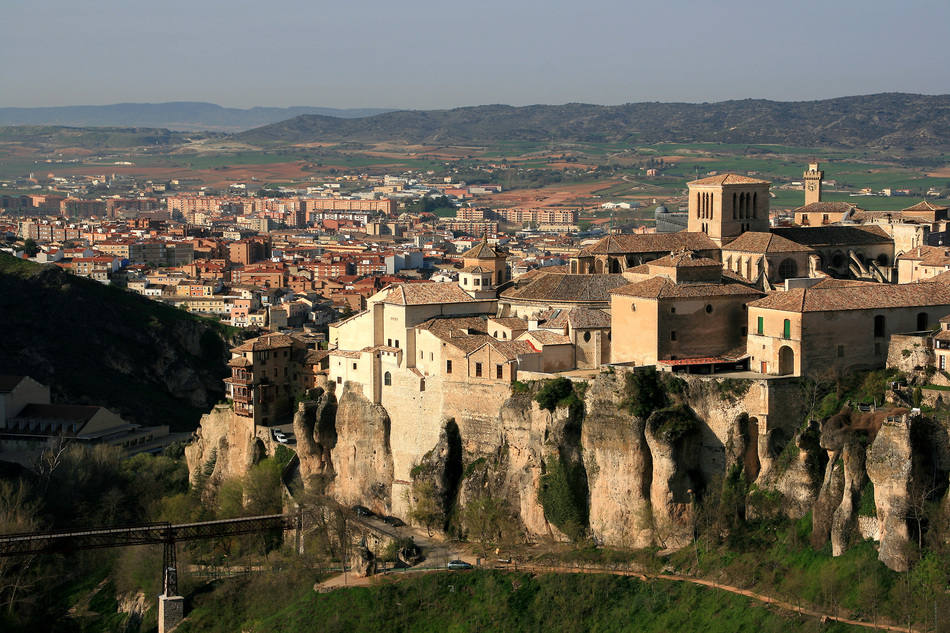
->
[233,93,950,150]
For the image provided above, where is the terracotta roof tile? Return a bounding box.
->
[376,282,484,305]
[500,273,629,303]
[748,282,950,312]
[611,276,763,300]
[771,225,892,247]
[578,232,718,256]
[688,174,770,186]
[723,232,815,254]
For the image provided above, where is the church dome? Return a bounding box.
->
[655,204,669,215]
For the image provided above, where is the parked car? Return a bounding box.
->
[272,429,289,444]
[381,515,405,527]
[447,559,473,570]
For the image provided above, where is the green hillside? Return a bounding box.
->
[0,254,238,430]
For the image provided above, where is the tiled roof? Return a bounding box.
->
[469,338,537,361]
[500,273,629,303]
[723,232,815,254]
[793,201,861,215]
[376,282,484,305]
[416,316,489,340]
[305,350,331,363]
[461,241,503,259]
[12,403,100,423]
[771,225,892,247]
[537,306,610,329]
[488,317,529,329]
[896,245,950,266]
[578,232,718,256]
[902,200,948,213]
[648,251,722,268]
[231,333,298,352]
[688,174,770,186]
[521,330,572,345]
[330,349,362,358]
[748,281,950,312]
[460,265,491,273]
[227,357,252,367]
[611,276,763,300]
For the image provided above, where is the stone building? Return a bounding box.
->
[498,272,629,319]
[895,245,950,284]
[609,252,763,369]
[686,174,771,245]
[224,333,309,426]
[720,232,819,289]
[746,279,950,376]
[770,225,894,282]
[569,232,719,274]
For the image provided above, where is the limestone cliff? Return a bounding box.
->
[328,383,394,514]
[866,414,914,571]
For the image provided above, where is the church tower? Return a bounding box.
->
[687,174,771,245]
[804,162,823,206]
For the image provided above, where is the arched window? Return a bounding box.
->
[383,371,391,386]
[778,258,798,280]
[874,315,885,338]
[583,331,591,342]
[732,192,737,219]
[752,192,758,218]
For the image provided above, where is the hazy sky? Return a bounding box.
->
[3,0,949,109]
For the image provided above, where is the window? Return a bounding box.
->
[430,352,434,360]
[670,331,677,341]
[446,359,452,374]
[387,338,392,346]
[394,340,399,348]
[336,376,342,384]
[496,364,503,379]
[705,304,713,314]
[583,331,591,342]
[463,278,467,285]
[670,307,676,314]
[837,345,844,358]
[420,351,424,359]
[757,316,764,335]
[874,315,885,338]
[384,371,391,386]
[352,362,357,370]
[783,319,791,339]
[630,303,636,312]
[475,362,482,377]
[941,355,946,370]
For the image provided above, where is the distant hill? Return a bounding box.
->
[0,255,239,430]
[234,93,950,150]
[0,125,194,149]
[0,102,395,132]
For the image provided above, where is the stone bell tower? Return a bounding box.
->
[804,162,823,206]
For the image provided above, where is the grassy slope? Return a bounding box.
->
[177,569,861,633]
[0,254,237,430]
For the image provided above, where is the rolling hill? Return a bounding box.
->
[0,102,395,132]
[234,93,950,150]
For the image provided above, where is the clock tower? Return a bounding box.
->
[804,162,823,206]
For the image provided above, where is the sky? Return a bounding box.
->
[3,0,949,110]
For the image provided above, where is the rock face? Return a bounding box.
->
[186,365,948,572]
[831,437,869,556]
[329,383,394,515]
[185,405,266,483]
[293,387,338,489]
[407,418,462,531]
[866,415,914,572]
[581,373,653,549]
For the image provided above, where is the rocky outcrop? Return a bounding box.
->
[831,437,869,556]
[644,405,700,549]
[407,418,462,531]
[293,387,338,490]
[581,373,653,549]
[185,405,263,483]
[753,420,826,520]
[328,383,394,514]
[811,453,844,549]
[866,415,914,571]
[347,541,376,578]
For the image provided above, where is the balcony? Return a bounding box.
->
[234,402,253,418]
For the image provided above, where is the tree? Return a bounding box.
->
[408,481,443,536]
[21,239,39,257]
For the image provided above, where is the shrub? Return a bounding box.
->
[621,368,669,419]
[534,377,576,412]
[538,454,588,542]
[647,405,698,443]
[858,481,876,517]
